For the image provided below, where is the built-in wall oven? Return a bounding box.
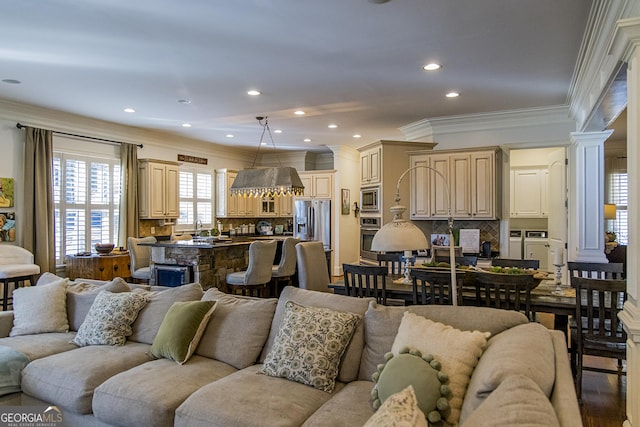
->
[360,216,381,261]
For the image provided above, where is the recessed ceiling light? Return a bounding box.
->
[303,138,311,142]
[226,134,234,138]
[247,90,261,96]
[328,124,338,129]
[124,108,135,113]
[294,110,306,116]
[1,79,21,84]
[182,123,192,128]
[261,142,267,146]
[274,129,283,133]
[177,99,191,104]
[353,134,362,138]
[445,92,459,98]
[423,63,441,71]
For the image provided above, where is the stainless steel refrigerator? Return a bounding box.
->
[294,199,331,249]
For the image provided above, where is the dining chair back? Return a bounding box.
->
[567,262,624,285]
[410,269,462,305]
[226,240,277,297]
[376,252,416,275]
[295,241,331,292]
[571,276,627,400]
[433,255,478,266]
[462,270,536,320]
[342,263,388,305]
[127,236,157,283]
[491,258,540,270]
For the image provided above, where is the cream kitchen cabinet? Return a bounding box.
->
[138,159,180,219]
[510,168,548,218]
[360,146,381,186]
[410,148,499,220]
[216,169,257,218]
[298,171,334,199]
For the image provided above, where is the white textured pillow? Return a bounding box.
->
[73,291,148,346]
[364,385,427,427]
[391,312,489,425]
[10,277,69,336]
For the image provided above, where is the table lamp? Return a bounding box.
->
[371,166,458,305]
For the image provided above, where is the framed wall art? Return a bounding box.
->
[341,189,350,215]
[0,178,14,208]
[0,212,16,242]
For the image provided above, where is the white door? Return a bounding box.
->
[547,148,568,280]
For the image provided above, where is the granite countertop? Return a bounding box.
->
[139,235,296,248]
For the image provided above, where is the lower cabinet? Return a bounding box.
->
[65,254,131,280]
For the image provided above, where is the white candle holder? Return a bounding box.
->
[552,262,565,295]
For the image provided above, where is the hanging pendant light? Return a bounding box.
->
[230,117,305,197]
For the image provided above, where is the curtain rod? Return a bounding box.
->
[16,123,143,148]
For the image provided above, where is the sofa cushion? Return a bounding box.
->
[93,356,237,427]
[175,364,339,427]
[73,291,148,346]
[0,333,77,361]
[10,277,69,336]
[261,286,372,383]
[0,345,30,396]
[66,277,131,331]
[460,322,556,423]
[358,302,528,381]
[21,342,151,414]
[150,300,216,365]
[129,283,203,345]
[391,312,489,425]
[262,300,361,392]
[365,385,427,427]
[301,381,376,427]
[462,374,560,427]
[198,288,277,369]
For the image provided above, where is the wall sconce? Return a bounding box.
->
[353,202,360,218]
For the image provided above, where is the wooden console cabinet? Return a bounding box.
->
[65,253,132,281]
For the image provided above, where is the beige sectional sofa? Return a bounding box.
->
[0,276,582,427]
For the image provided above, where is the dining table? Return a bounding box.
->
[329,269,576,334]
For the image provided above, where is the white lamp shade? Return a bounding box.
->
[370,206,428,252]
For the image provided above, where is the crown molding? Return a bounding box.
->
[400,105,573,141]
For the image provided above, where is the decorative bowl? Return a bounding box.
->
[95,243,115,255]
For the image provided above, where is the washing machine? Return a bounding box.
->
[524,230,549,270]
[508,230,523,260]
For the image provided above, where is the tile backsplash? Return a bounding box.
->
[413,219,501,253]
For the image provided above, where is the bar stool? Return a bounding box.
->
[226,240,277,297]
[0,246,40,310]
[270,237,300,296]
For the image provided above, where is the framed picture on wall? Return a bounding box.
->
[341,189,350,215]
[0,212,16,242]
[0,178,14,208]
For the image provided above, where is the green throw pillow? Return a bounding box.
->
[371,347,451,424]
[150,300,216,365]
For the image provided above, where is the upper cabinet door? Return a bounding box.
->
[512,168,544,217]
[410,154,430,219]
[360,147,381,186]
[429,154,450,218]
[470,152,495,219]
[450,154,472,218]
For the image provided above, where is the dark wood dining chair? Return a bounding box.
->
[462,270,536,320]
[570,277,626,401]
[491,258,540,270]
[410,269,462,305]
[376,252,417,275]
[433,255,478,266]
[567,262,624,286]
[342,263,388,305]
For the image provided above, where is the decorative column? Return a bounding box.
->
[568,131,612,263]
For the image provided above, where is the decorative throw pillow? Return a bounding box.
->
[10,277,69,336]
[73,291,148,346]
[371,348,450,423]
[262,300,361,392]
[391,312,490,425]
[66,277,131,331]
[150,300,216,364]
[364,385,427,427]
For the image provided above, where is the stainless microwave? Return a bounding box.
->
[360,187,380,212]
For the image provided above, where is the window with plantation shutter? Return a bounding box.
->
[176,167,213,231]
[53,152,120,264]
[607,170,628,245]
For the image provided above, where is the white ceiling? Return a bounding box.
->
[0,0,592,152]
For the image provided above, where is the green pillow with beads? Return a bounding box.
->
[371,347,451,424]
